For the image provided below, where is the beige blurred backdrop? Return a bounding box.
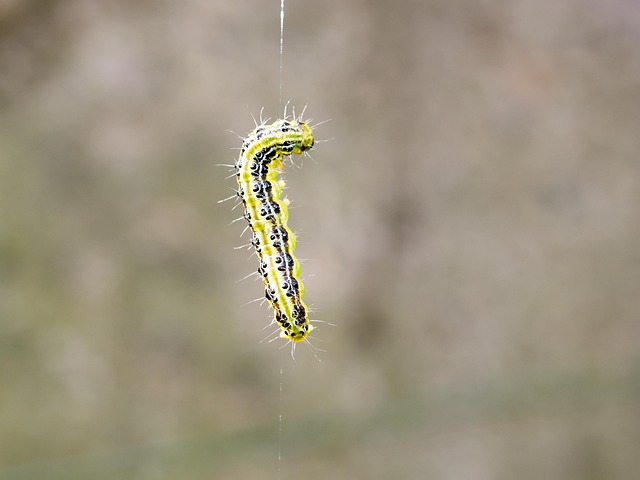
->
[1,1,639,479]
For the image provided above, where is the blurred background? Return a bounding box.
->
[1,0,639,479]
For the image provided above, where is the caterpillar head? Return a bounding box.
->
[295,121,314,153]
[271,119,314,155]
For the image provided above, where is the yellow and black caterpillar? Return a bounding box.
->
[234,118,314,342]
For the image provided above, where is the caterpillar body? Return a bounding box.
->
[234,118,314,343]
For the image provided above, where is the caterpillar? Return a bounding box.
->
[233,117,314,343]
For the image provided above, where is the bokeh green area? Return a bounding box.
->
[1,1,639,479]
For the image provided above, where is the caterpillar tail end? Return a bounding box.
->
[280,323,314,343]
